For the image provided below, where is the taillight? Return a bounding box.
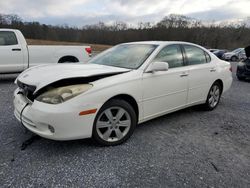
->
[85,47,92,56]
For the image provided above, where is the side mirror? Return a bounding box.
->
[146,62,169,73]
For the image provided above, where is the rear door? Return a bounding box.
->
[0,31,24,73]
[182,44,215,105]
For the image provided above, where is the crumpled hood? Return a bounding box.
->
[16,63,130,91]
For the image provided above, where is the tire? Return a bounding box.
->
[92,99,137,146]
[231,56,238,62]
[203,82,222,111]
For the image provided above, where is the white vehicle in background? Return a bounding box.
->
[0,29,92,73]
[14,41,232,146]
[222,48,246,61]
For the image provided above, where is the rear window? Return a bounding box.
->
[0,31,18,46]
[183,45,209,65]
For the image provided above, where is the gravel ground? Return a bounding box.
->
[0,63,249,188]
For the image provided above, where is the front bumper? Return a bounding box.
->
[13,89,98,140]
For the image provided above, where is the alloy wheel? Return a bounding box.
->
[96,107,131,142]
[208,85,220,108]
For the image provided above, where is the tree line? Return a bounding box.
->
[1,13,250,49]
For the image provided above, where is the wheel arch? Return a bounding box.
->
[213,79,224,93]
[104,94,139,122]
[58,56,79,63]
[231,55,238,61]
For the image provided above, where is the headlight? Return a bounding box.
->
[36,84,92,104]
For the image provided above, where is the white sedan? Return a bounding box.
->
[14,41,232,146]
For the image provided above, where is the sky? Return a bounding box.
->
[1,0,250,26]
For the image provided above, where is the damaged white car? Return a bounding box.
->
[14,41,232,146]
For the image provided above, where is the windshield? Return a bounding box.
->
[89,44,157,69]
[232,48,243,53]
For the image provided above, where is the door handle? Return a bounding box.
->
[180,72,189,77]
[12,48,21,51]
[210,68,216,72]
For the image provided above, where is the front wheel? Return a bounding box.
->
[203,82,222,110]
[92,99,137,146]
[231,56,238,62]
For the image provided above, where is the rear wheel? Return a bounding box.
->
[92,99,136,146]
[203,82,222,110]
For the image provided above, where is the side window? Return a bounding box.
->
[153,45,184,68]
[0,31,18,46]
[205,51,211,63]
[183,45,207,65]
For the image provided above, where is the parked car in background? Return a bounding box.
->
[0,29,92,74]
[222,48,246,61]
[237,46,250,80]
[208,49,219,53]
[13,41,232,146]
[213,49,228,59]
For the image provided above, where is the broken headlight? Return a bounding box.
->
[36,84,92,104]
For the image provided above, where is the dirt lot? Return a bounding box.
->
[0,62,249,187]
[27,39,112,52]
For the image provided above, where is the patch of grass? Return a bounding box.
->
[26,39,112,51]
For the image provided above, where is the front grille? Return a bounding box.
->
[17,80,36,101]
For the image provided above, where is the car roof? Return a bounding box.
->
[0,28,19,32]
[123,41,209,48]
[123,41,199,45]
[121,41,209,52]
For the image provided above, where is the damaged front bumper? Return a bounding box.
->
[13,88,99,140]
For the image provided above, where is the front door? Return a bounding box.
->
[0,31,24,73]
[142,44,189,121]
